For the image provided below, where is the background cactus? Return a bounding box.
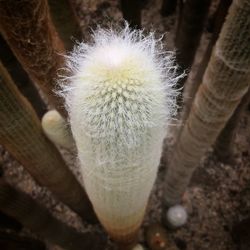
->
[0,61,95,222]
[214,88,250,162]
[48,0,82,51]
[0,35,47,118]
[59,26,180,243]
[0,0,67,117]
[182,0,232,122]
[0,179,104,250]
[164,0,250,206]
[174,0,211,106]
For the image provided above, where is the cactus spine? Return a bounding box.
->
[59,26,179,243]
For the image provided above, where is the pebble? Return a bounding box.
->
[146,223,178,250]
[166,205,188,228]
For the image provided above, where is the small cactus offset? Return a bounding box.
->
[59,25,180,243]
[42,110,74,149]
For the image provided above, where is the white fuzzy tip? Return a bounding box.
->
[58,25,181,163]
[41,110,74,149]
[166,205,188,228]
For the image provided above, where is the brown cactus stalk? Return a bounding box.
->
[48,0,82,51]
[0,179,104,250]
[0,61,96,222]
[214,89,250,162]
[120,0,142,29]
[175,0,184,42]
[0,0,67,117]
[0,34,47,118]
[175,0,211,105]
[182,0,232,121]
[164,0,250,206]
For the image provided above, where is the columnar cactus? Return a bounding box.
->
[59,26,179,243]
[0,61,95,222]
[0,179,104,250]
[182,0,232,121]
[175,0,211,104]
[0,0,67,117]
[214,89,250,161]
[164,0,250,206]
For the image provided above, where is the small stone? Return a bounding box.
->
[146,223,178,250]
[166,205,188,228]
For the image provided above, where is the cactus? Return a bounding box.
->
[175,0,211,106]
[214,89,250,162]
[0,35,47,118]
[0,61,96,222]
[182,0,232,122]
[0,0,67,117]
[0,179,105,250]
[42,110,74,149]
[164,0,250,206]
[48,0,82,51]
[59,26,180,243]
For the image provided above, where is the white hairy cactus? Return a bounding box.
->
[41,110,74,149]
[58,25,180,242]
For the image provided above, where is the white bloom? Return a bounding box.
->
[58,24,180,242]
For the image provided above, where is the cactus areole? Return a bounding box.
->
[59,25,179,243]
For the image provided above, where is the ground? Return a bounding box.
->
[1,0,250,249]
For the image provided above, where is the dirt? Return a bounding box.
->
[1,0,250,250]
